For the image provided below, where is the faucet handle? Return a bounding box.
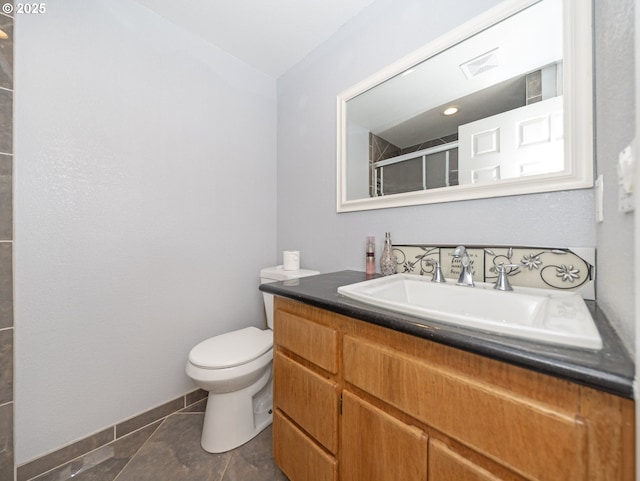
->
[491,263,522,291]
[492,263,522,270]
[425,259,446,283]
[449,245,467,258]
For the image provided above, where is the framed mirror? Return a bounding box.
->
[336,0,593,212]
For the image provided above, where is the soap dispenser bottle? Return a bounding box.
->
[380,232,397,276]
[365,236,376,276]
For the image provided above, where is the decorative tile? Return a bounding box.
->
[440,246,485,282]
[392,245,439,275]
[392,245,485,282]
[483,247,594,293]
[393,244,595,299]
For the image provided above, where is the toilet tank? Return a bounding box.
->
[260,266,320,329]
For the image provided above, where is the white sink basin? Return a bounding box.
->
[337,274,602,349]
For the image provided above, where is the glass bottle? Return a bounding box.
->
[365,236,376,275]
[380,232,397,276]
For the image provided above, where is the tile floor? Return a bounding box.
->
[31,413,288,481]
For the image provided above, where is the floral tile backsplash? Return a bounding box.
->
[392,245,596,300]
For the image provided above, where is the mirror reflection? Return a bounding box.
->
[338,0,591,212]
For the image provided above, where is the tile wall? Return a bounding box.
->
[526,70,543,104]
[369,132,459,196]
[0,6,13,481]
[392,244,596,299]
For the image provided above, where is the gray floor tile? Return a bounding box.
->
[115,413,230,481]
[222,426,288,481]
[118,413,289,481]
[29,411,287,481]
[32,421,161,481]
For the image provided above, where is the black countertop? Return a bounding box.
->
[260,270,635,399]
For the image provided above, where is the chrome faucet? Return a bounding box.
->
[450,246,474,287]
[425,258,445,283]
[492,263,523,291]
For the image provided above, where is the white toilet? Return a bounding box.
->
[185,265,319,453]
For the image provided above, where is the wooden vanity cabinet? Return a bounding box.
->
[272,297,634,481]
[272,304,340,481]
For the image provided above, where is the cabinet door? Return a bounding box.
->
[341,390,427,481]
[429,439,518,481]
[343,335,587,481]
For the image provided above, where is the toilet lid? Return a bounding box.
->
[188,326,273,369]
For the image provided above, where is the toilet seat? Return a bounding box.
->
[188,327,273,369]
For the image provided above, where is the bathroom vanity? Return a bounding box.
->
[261,271,634,481]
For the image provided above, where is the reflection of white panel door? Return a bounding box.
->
[458,96,564,184]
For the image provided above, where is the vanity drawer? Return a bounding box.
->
[273,409,338,481]
[274,309,339,373]
[343,335,587,481]
[273,351,339,453]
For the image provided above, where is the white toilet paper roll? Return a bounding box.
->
[283,250,300,271]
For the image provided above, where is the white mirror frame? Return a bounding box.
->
[336,0,593,213]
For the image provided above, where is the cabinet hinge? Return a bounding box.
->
[339,394,343,415]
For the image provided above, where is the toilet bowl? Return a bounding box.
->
[186,265,319,453]
[186,326,274,453]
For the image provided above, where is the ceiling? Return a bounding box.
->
[135,0,377,78]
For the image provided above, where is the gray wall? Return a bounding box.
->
[594,0,636,353]
[14,0,277,463]
[276,0,634,351]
